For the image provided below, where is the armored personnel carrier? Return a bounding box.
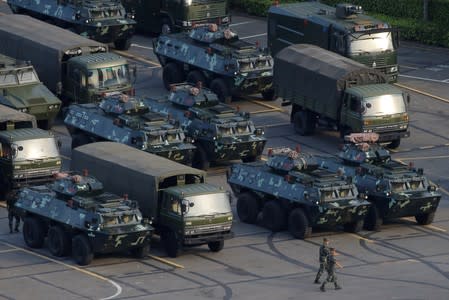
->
[7,0,136,50]
[14,171,154,265]
[64,93,196,166]
[227,148,370,239]
[142,84,266,169]
[153,24,274,102]
[317,133,441,230]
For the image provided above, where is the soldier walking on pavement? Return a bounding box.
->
[320,247,342,292]
[314,237,330,284]
[6,195,20,233]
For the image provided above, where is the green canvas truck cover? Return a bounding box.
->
[71,142,206,220]
[0,104,37,129]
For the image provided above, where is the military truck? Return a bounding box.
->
[275,44,409,149]
[142,83,266,169]
[317,133,441,231]
[122,0,230,34]
[268,2,399,82]
[227,148,370,239]
[71,142,233,257]
[64,93,196,165]
[7,0,135,50]
[0,105,62,200]
[14,171,153,265]
[153,24,274,102]
[0,54,61,130]
[0,14,135,106]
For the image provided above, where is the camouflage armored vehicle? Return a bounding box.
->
[0,105,62,200]
[227,148,370,239]
[153,24,274,102]
[0,54,61,129]
[64,93,196,165]
[14,171,154,265]
[7,0,136,50]
[317,133,441,230]
[142,84,266,169]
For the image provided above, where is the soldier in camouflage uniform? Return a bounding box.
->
[6,195,20,233]
[314,237,330,284]
[320,248,342,292]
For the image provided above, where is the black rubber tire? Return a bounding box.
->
[37,119,53,130]
[364,205,383,231]
[242,156,259,163]
[288,208,311,239]
[208,240,224,252]
[343,219,364,233]
[162,62,184,90]
[186,70,207,87]
[293,111,315,136]
[415,211,435,225]
[236,193,260,224]
[23,217,46,249]
[114,38,132,50]
[387,138,401,149]
[48,226,71,257]
[71,134,91,149]
[161,18,172,34]
[192,144,210,170]
[163,230,179,258]
[130,241,150,258]
[210,78,232,103]
[262,201,287,232]
[261,88,275,101]
[72,234,94,266]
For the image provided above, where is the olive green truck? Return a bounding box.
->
[275,44,409,149]
[71,142,233,257]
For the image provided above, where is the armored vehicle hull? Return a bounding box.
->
[142,84,266,169]
[15,173,153,265]
[153,24,274,102]
[227,148,370,239]
[7,0,136,50]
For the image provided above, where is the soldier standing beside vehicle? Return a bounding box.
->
[6,195,20,233]
[314,237,330,284]
[320,247,342,292]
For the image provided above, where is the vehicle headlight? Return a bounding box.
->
[182,21,192,27]
[19,108,28,113]
[223,225,231,230]
[56,160,62,165]
[185,221,192,225]
[227,216,233,221]
[390,66,398,73]
[14,165,21,170]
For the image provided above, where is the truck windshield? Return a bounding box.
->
[12,138,60,161]
[348,32,394,55]
[363,94,406,116]
[0,68,39,87]
[183,193,231,217]
[88,65,130,89]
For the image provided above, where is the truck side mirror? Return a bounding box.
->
[406,94,410,104]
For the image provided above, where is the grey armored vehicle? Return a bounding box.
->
[14,172,154,265]
[64,93,196,165]
[7,0,136,50]
[153,24,274,102]
[142,84,266,169]
[227,148,370,239]
[0,54,61,129]
[317,133,441,230]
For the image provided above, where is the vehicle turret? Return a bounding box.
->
[266,148,319,174]
[339,133,390,165]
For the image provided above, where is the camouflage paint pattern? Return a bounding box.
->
[15,173,153,253]
[141,84,266,163]
[64,94,196,165]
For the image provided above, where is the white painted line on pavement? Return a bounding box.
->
[131,43,153,50]
[399,73,449,83]
[230,21,256,27]
[241,33,267,40]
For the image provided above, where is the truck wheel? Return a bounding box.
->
[192,144,210,170]
[288,208,312,239]
[162,230,179,258]
[48,226,71,257]
[236,193,259,224]
[162,63,184,90]
[415,211,435,225]
[37,119,53,130]
[210,78,232,103]
[130,241,150,259]
[208,240,224,252]
[23,217,46,249]
[343,219,364,233]
[186,70,207,87]
[71,134,91,149]
[114,38,132,50]
[72,234,94,266]
[364,205,383,231]
[161,18,172,34]
[293,111,315,136]
[262,201,287,232]
[387,138,401,149]
[261,88,275,101]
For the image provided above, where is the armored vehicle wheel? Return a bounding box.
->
[23,217,46,249]
[192,145,210,170]
[72,234,93,266]
[130,241,150,258]
[415,211,435,225]
[161,18,172,35]
[114,38,132,51]
[261,88,276,101]
[288,208,312,239]
[343,219,364,233]
[163,63,184,90]
[210,78,232,103]
[236,193,259,224]
[208,240,224,252]
[9,4,23,13]
[162,230,179,258]
[186,70,207,87]
[48,226,71,257]
[387,138,401,149]
[364,206,383,231]
[71,134,91,149]
[262,201,287,232]
[293,111,315,136]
